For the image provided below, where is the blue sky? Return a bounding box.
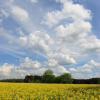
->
[0,0,100,79]
[75,0,100,38]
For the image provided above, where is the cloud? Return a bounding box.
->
[0,27,16,41]
[0,63,14,78]
[18,30,76,66]
[29,0,38,3]
[0,0,100,79]
[48,58,70,75]
[69,60,100,79]
[43,0,91,27]
[8,0,14,2]
[56,20,91,39]
[0,9,9,22]
[0,27,27,58]
[0,57,43,79]
[42,0,100,61]
[20,57,69,75]
[48,52,76,65]
[19,31,54,54]
[80,36,100,53]
[51,65,69,75]
[10,6,29,22]
[7,3,35,33]
[20,57,42,69]
[0,57,69,79]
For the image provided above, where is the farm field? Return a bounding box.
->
[0,83,99,100]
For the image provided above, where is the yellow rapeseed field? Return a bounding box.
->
[0,83,99,100]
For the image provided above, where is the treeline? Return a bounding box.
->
[0,79,24,83]
[24,70,100,84]
[24,70,73,83]
[73,78,100,84]
[0,70,100,84]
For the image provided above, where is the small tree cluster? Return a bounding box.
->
[24,70,73,83]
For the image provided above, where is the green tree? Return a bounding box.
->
[24,75,34,83]
[58,73,73,83]
[43,70,53,76]
[42,70,55,83]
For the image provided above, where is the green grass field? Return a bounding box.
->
[0,83,99,100]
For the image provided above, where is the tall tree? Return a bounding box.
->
[58,73,73,83]
[24,75,34,83]
[42,70,55,83]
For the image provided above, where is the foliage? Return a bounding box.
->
[42,70,55,83]
[0,70,100,84]
[43,70,54,76]
[73,78,100,84]
[24,70,73,83]
[24,75,34,83]
[42,74,55,83]
[0,79,24,83]
[57,73,73,83]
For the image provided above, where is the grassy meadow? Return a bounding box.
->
[0,83,99,100]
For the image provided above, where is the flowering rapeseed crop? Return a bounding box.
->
[0,83,99,100]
